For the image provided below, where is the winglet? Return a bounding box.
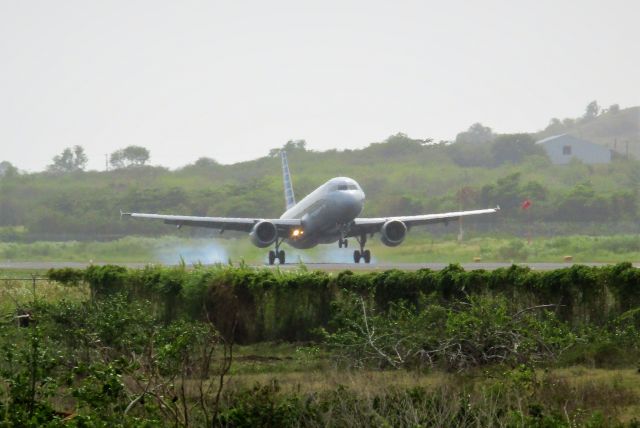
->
[495,205,501,211]
[120,210,131,219]
[280,150,296,210]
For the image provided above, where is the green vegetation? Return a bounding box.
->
[2,234,640,264]
[0,106,639,243]
[1,104,639,425]
[2,264,640,425]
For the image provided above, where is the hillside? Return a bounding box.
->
[1,132,640,241]
[537,106,640,158]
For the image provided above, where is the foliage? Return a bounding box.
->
[214,374,638,428]
[0,161,19,179]
[490,133,546,165]
[497,240,529,261]
[268,139,308,157]
[46,267,85,286]
[110,145,151,169]
[455,122,494,145]
[1,264,640,425]
[1,123,639,239]
[42,262,640,345]
[47,145,88,173]
[0,293,229,426]
[324,294,574,370]
[584,100,601,121]
[0,327,63,426]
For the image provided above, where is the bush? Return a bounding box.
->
[325,294,574,370]
[46,263,640,343]
[498,240,529,261]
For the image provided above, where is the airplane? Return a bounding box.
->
[122,150,499,264]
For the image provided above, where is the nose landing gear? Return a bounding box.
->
[353,234,371,263]
[338,238,348,248]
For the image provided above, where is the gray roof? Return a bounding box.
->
[535,134,605,149]
[535,134,570,145]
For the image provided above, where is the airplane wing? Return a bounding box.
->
[348,207,500,236]
[120,212,302,234]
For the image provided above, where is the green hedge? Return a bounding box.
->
[48,263,640,343]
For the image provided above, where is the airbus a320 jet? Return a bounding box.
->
[122,151,499,264]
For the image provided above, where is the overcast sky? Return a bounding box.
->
[1,0,639,171]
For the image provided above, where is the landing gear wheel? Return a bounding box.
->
[269,237,285,266]
[344,239,348,248]
[354,234,370,264]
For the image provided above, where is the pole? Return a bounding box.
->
[527,205,532,244]
[30,274,37,301]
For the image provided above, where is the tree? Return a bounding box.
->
[47,146,88,173]
[110,146,150,169]
[192,157,219,168]
[269,140,308,157]
[545,118,564,134]
[0,161,19,178]
[284,139,307,152]
[180,157,220,172]
[455,123,494,145]
[480,172,524,211]
[583,100,600,120]
[490,134,546,166]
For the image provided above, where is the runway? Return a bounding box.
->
[1,261,637,272]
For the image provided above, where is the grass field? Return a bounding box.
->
[0,275,87,314]
[1,233,640,264]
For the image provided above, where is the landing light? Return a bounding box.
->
[291,228,304,238]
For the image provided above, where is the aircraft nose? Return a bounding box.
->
[336,191,364,222]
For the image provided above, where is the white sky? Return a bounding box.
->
[1,0,639,171]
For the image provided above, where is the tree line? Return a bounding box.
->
[41,145,151,174]
[0,103,638,240]
[0,136,639,240]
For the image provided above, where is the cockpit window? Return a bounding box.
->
[337,184,358,191]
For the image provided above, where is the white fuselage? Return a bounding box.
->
[280,177,365,249]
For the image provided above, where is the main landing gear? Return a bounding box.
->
[353,234,371,264]
[268,238,285,265]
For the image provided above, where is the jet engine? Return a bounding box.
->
[380,220,407,247]
[249,221,278,248]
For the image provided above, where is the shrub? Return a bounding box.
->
[325,294,574,370]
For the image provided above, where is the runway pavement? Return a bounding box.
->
[1,260,637,272]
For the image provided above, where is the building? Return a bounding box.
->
[536,134,611,165]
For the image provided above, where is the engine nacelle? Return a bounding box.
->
[249,221,278,248]
[380,220,407,247]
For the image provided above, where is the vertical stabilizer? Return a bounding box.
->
[280,150,296,210]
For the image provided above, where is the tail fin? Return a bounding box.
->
[280,150,296,210]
